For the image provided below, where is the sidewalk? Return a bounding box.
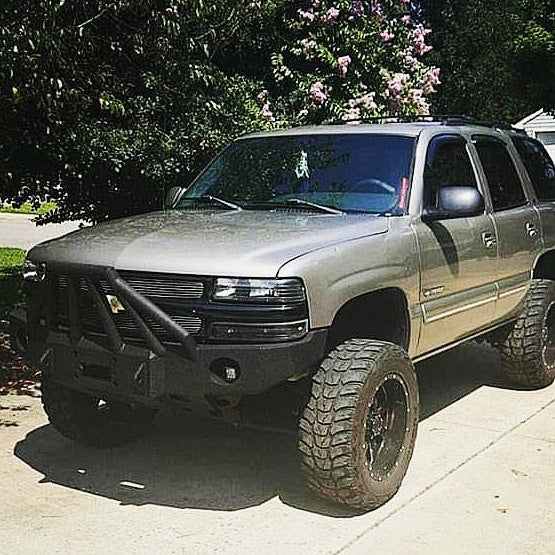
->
[0,213,82,250]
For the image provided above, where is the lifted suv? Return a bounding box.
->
[12,117,555,511]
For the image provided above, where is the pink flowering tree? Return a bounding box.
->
[259,0,440,125]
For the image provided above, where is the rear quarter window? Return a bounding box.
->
[512,136,555,202]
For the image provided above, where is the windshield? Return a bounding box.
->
[178,134,415,214]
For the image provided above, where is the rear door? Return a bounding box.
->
[511,135,555,255]
[472,135,542,319]
[415,134,497,355]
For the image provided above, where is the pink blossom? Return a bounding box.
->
[358,92,377,111]
[387,73,409,98]
[257,90,274,121]
[403,52,418,70]
[401,15,411,24]
[322,7,340,23]
[411,89,430,115]
[309,81,328,105]
[380,30,395,42]
[348,92,377,112]
[300,38,318,56]
[343,106,361,123]
[423,67,441,93]
[337,55,352,77]
[261,102,275,121]
[257,89,269,103]
[350,1,364,18]
[413,25,433,55]
[371,1,384,18]
[298,9,316,22]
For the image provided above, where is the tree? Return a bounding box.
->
[0,0,438,224]
[262,0,439,124]
[421,0,555,122]
[0,1,273,223]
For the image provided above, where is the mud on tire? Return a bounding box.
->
[298,339,419,511]
[494,279,555,389]
[42,379,157,448]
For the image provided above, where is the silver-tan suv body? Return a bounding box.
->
[13,117,555,510]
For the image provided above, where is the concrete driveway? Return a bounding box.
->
[0,213,82,250]
[1,342,554,554]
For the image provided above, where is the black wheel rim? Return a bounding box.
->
[542,302,555,370]
[364,374,409,481]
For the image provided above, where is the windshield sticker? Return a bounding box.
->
[295,150,310,179]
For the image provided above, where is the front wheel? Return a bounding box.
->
[298,339,419,511]
[42,379,157,448]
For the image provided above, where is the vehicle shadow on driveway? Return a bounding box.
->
[14,342,514,517]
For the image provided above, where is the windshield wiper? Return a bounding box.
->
[279,198,344,215]
[197,195,242,211]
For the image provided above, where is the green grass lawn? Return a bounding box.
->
[0,201,57,216]
[0,248,37,394]
[0,248,26,319]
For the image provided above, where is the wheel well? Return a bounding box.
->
[533,250,555,281]
[328,288,410,350]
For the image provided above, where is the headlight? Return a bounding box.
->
[22,259,46,282]
[213,278,306,304]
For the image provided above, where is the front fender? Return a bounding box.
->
[278,218,421,356]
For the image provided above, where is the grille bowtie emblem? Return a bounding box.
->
[106,294,126,314]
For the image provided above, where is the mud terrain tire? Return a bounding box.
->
[42,379,157,448]
[494,279,555,389]
[299,339,419,511]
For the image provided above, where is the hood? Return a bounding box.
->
[30,209,388,277]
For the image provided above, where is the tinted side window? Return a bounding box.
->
[473,137,526,211]
[512,137,555,201]
[423,136,478,208]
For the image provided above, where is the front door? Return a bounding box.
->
[414,134,498,355]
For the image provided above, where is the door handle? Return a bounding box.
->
[482,232,497,249]
[526,222,538,239]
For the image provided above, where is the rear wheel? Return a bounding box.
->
[494,279,555,389]
[42,379,157,448]
[298,339,419,511]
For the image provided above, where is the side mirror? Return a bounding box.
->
[164,186,183,209]
[422,186,485,222]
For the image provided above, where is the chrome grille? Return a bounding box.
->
[116,271,204,300]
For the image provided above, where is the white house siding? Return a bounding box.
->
[516,109,555,162]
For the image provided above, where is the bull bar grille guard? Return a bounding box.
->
[36,263,198,362]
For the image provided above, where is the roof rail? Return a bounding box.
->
[326,114,522,131]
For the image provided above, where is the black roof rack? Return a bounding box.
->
[326,114,524,132]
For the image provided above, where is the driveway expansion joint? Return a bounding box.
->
[333,397,555,555]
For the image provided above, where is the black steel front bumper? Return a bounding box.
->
[10,265,327,405]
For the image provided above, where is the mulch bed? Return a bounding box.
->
[0,333,40,396]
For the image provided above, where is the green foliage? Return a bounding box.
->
[0,1,439,223]
[0,1,273,224]
[422,0,555,121]
[0,248,25,319]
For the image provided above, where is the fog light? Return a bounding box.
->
[210,358,241,383]
[210,320,308,343]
